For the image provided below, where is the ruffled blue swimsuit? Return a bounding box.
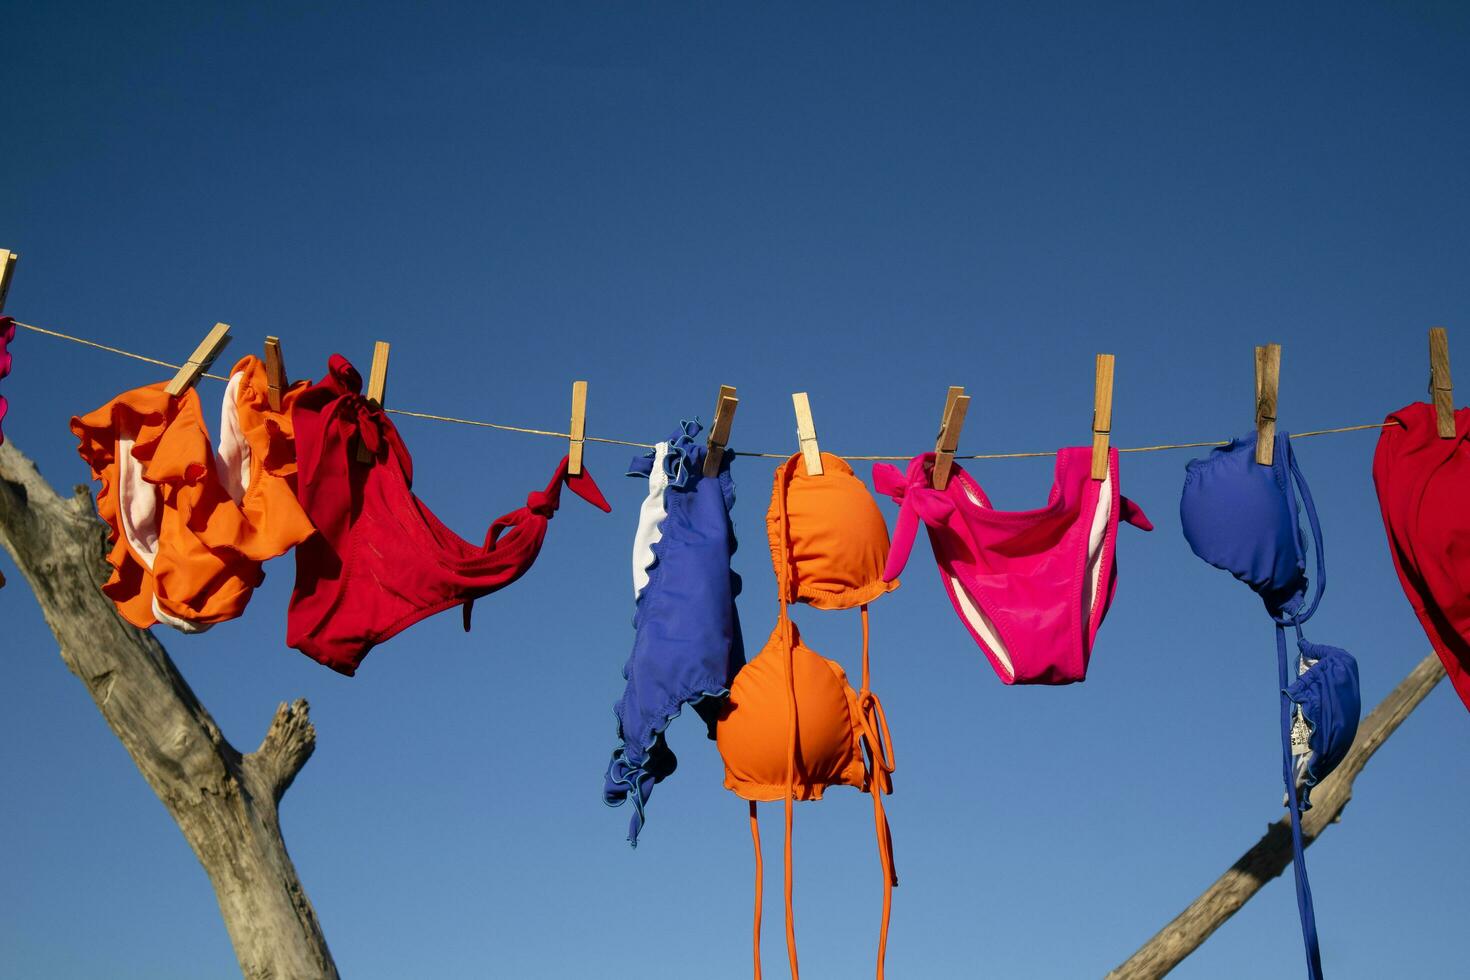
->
[604,420,745,844]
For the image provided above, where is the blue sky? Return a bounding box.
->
[2,3,1467,978]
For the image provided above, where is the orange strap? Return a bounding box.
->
[749,801,763,980]
[867,777,896,978]
[757,461,894,979]
[752,793,811,980]
[780,612,800,978]
[783,791,798,979]
[857,604,898,979]
[855,605,897,792]
[775,469,801,979]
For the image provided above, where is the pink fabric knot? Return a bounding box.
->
[873,460,956,521]
[872,456,957,581]
[870,462,909,501]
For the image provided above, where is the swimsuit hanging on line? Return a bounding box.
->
[70,355,314,631]
[716,451,900,980]
[0,316,14,445]
[215,354,318,559]
[1180,431,1361,980]
[604,419,745,844]
[1373,401,1470,711]
[287,354,610,675]
[873,448,1151,685]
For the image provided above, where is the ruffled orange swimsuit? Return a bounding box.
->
[717,452,900,979]
[71,355,314,630]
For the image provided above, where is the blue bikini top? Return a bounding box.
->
[1181,429,1320,622]
[1180,431,1361,980]
[1285,638,1360,807]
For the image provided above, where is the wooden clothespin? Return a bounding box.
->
[0,251,11,589]
[1430,327,1454,439]
[355,341,391,463]
[567,380,588,475]
[703,385,739,477]
[1090,354,1115,480]
[0,249,18,314]
[792,392,823,475]
[364,341,391,406]
[263,336,288,412]
[932,385,970,490]
[164,323,232,397]
[1255,343,1281,465]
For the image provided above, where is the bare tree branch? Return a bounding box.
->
[246,698,318,805]
[0,440,338,980]
[1107,652,1447,979]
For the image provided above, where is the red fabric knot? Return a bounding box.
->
[525,488,557,517]
[325,353,362,392]
[352,399,386,457]
[317,357,412,478]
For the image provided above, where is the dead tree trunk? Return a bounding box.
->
[1107,651,1447,979]
[0,440,338,980]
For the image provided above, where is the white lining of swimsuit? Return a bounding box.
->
[116,434,208,633]
[114,372,258,634]
[945,466,1113,682]
[631,442,671,599]
[215,370,251,504]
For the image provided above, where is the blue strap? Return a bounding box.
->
[1288,440,1327,623]
[1277,621,1325,979]
[1271,433,1329,975]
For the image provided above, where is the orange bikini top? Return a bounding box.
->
[716,452,899,980]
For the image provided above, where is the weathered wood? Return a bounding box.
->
[567,378,588,475]
[264,336,288,413]
[165,322,233,397]
[1254,343,1281,466]
[0,248,18,312]
[703,385,739,478]
[0,440,338,980]
[1429,327,1454,439]
[792,391,822,475]
[1106,652,1447,979]
[1091,354,1114,480]
[356,341,391,463]
[931,385,968,491]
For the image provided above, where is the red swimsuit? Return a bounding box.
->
[1373,401,1470,710]
[288,355,610,674]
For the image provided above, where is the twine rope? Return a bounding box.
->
[10,320,1395,460]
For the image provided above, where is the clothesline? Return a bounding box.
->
[10,319,1392,460]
